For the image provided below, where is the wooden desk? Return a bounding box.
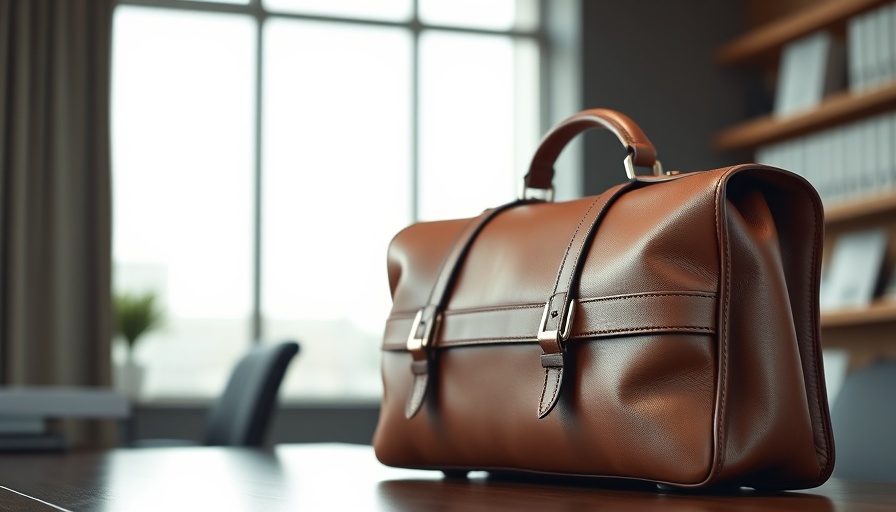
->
[0,444,893,511]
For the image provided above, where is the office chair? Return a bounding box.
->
[133,340,299,448]
[830,359,896,482]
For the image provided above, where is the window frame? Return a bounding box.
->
[112,0,584,403]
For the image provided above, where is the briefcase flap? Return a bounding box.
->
[382,173,723,351]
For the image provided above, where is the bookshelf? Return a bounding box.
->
[715,0,889,66]
[821,301,896,328]
[714,81,896,151]
[825,190,896,224]
[716,0,896,359]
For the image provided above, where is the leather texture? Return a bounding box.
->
[374,109,835,490]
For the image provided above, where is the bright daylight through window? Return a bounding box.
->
[111,0,542,400]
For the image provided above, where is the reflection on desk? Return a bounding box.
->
[0,444,893,511]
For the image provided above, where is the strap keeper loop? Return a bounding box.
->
[541,353,564,369]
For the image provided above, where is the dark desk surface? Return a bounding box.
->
[0,443,894,511]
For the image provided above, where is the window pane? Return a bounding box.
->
[111,7,256,397]
[418,31,540,220]
[264,0,411,21]
[419,0,538,30]
[262,20,412,398]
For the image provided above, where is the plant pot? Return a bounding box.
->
[114,359,145,400]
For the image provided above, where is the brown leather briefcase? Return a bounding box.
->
[373,108,835,490]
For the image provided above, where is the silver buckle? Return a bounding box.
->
[519,184,555,202]
[406,309,438,353]
[536,300,576,348]
[624,153,664,180]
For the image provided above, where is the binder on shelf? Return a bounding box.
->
[848,12,864,90]
[891,4,896,83]
[863,9,879,87]
[774,31,844,116]
[861,117,877,193]
[891,111,896,189]
[830,125,848,205]
[874,114,893,190]
[880,4,895,85]
[844,122,864,201]
[870,6,885,86]
[821,129,837,201]
[846,3,896,91]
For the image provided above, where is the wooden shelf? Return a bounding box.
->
[713,82,896,151]
[825,192,896,225]
[822,301,896,328]
[715,0,887,65]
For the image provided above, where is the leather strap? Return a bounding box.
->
[525,109,657,192]
[382,291,717,350]
[405,200,529,419]
[536,180,642,418]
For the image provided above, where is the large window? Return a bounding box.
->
[111,0,546,400]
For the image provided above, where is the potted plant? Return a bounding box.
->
[113,291,164,399]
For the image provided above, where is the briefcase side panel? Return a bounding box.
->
[714,166,833,489]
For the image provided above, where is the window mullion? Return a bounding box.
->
[411,0,421,223]
[251,6,265,343]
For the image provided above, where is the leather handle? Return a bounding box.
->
[523,109,658,192]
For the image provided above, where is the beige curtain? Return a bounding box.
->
[0,0,115,447]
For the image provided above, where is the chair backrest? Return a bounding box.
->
[830,359,896,482]
[203,340,300,447]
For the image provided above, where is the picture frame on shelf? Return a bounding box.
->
[821,228,888,311]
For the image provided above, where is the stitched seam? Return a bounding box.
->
[544,369,560,415]
[386,293,716,322]
[390,293,717,321]
[438,338,533,347]
[443,303,543,315]
[448,326,713,343]
[539,370,551,415]
[769,169,831,479]
[791,173,831,478]
[441,335,532,343]
[577,326,715,336]
[712,167,734,482]
[578,292,715,304]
